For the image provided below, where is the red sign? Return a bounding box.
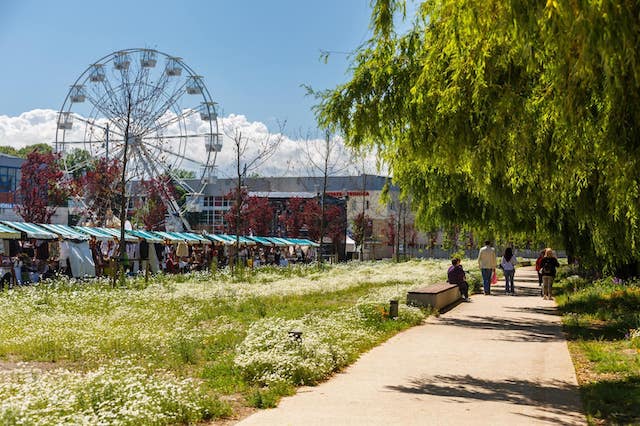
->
[326,191,369,197]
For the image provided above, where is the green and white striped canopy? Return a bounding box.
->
[0,223,21,239]
[39,223,89,240]
[2,221,58,240]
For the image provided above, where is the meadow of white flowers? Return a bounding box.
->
[235,303,425,386]
[0,259,456,424]
[0,360,228,425]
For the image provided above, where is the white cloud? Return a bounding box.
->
[0,109,59,148]
[0,109,383,178]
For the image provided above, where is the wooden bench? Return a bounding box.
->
[407,283,461,311]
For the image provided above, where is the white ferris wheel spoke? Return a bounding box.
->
[140,108,199,138]
[71,115,126,138]
[141,139,203,165]
[82,89,126,132]
[136,80,190,132]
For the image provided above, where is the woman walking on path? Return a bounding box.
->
[500,247,518,295]
[540,248,561,300]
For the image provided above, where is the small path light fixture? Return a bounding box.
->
[389,300,399,319]
[288,330,303,342]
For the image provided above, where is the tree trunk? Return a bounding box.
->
[117,106,131,286]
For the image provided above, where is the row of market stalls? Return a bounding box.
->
[0,220,319,283]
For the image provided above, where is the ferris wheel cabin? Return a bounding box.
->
[70,85,85,103]
[57,112,73,130]
[89,64,105,82]
[200,102,217,121]
[205,134,223,152]
[203,165,218,184]
[113,51,130,70]
[140,49,157,68]
[166,57,182,76]
[186,76,203,95]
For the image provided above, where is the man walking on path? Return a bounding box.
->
[478,240,497,295]
[237,266,585,425]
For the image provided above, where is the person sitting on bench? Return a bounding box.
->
[447,257,469,301]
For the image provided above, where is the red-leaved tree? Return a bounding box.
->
[382,214,397,248]
[325,204,346,254]
[223,188,248,235]
[16,150,69,223]
[81,158,122,224]
[301,198,346,253]
[302,198,322,241]
[279,197,306,237]
[135,175,175,230]
[246,196,273,236]
[224,189,274,236]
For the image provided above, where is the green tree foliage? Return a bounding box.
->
[172,168,196,179]
[315,0,640,271]
[0,144,52,158]
[0,146,19,157]
[64,148,93,179]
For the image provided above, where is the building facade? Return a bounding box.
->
[185,175,428,259]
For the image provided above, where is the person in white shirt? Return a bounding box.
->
[500,247,518,295]
[477,240,496,295]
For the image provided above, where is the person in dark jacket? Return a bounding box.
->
[539,248,561,300]
[447,258,469,300]
[535,249,545,287]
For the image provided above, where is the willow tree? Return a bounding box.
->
[314,0,640,272]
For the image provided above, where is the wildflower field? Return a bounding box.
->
[0,259,458,425]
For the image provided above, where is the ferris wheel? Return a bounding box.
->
[54,48,221,230]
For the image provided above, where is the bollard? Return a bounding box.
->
[389,299,399,319]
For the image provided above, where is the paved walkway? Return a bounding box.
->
[237,267,585,425]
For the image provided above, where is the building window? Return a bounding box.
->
[0,166,18,192]
[200,210,227,228]
[203,196,215,208]
[200,210,214,225]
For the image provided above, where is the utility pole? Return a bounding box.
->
[105,124,109,160]
[360,170,366,261]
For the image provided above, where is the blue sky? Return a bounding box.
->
[0,0,376,134]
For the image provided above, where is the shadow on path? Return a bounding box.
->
[506,305,561,317]
[437,315,564,342]
[386,374,583,425]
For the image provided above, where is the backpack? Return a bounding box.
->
[540,260,552,275]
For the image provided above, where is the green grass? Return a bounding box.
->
[0,259,447,424]
[556,274,640,425]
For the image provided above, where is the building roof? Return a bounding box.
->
[249,191,317,199]
[0,153,23,160]
[0,153,24,168]
[177,174,395,197]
